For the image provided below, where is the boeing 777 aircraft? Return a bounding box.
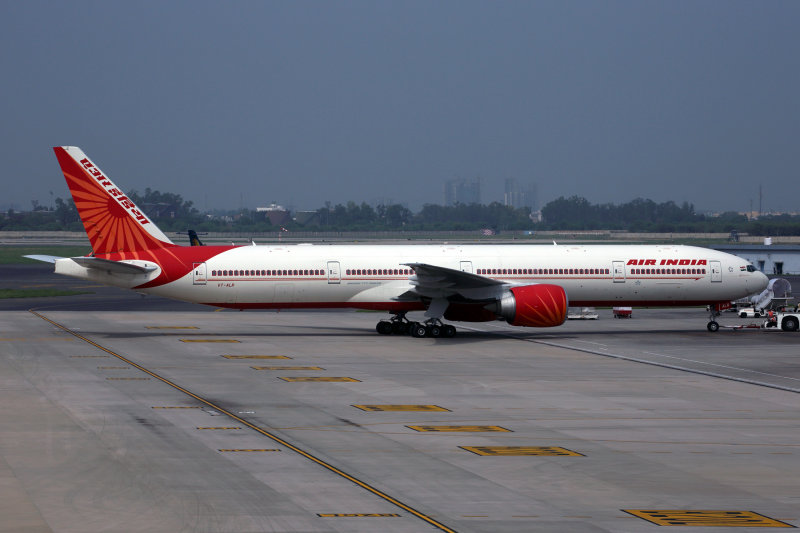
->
[27,147,769,337]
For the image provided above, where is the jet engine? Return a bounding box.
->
[496,284,568,327]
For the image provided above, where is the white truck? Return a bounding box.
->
[763,311,800,332]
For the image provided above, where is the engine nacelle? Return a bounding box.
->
[496,284,568,327]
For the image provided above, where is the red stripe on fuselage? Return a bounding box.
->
[97,245,239,289]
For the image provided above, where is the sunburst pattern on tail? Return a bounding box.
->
[53,147,175,255]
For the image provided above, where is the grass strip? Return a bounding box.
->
[0,246,91,264]
[0,289,92,299]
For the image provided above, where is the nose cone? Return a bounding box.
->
[753,271,769,292]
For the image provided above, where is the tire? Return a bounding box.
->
[781,316,799,332]
[376,321,393,335]
[707,321,720,332]
[429,326,441,338]
[392,321,409,335]
[739,312,747,318]
[411,323,428,338]
[442,325,457,338]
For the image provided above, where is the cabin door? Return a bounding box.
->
[710,261,722,282]
[192,262,207,285]
[459,261,473,273]
[612,261,626,283]
[327,261,341,284]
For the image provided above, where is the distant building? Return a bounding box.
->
[503,178,537,210]
[294,210,320,226]
[443,177,481,206]
[256,203,291,226]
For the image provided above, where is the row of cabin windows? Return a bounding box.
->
[346,268,413,276]
[631,268,706,275]
[211,269,324,277]
[477,267,610,275]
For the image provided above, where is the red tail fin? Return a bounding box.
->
[53,146,175,255]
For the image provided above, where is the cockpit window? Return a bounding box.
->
[746,265,756,272]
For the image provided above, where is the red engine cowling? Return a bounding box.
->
[497,284,568,327]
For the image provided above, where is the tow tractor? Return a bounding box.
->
[763,311,800,332]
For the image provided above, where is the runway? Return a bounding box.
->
[1,266,799,532]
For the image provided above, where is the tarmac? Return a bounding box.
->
[1,264,799,532]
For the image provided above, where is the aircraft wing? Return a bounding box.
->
[69,257,158,274]
[403,262,507,301]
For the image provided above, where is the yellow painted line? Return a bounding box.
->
[0,338,26,341]
[152,406,202,409]
[460,446,584,456]
[146,326,199,329]
[279,377,360,382]
[219,449,281,452]
[197,427,242,430]
[251,366,324,371]
[353,405,450,412]
[623,510,794,527]
[29,309,455,533]
[180,339,240,343]
[407,425,511,432]
[221,355,291,359]
[318,513,400,517]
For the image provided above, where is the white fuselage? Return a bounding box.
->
[116,243,767,310]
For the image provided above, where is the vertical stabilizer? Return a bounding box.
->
[53,146,175,255]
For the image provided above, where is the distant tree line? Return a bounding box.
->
[4,190,800,235]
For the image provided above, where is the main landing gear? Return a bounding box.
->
[376,312,457,338]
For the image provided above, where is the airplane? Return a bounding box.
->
[26,146,769,337]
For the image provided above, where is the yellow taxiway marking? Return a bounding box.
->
[279,377,360,382]
[318,513,400,517]
[29,309,456,533]
[460,446,584,456]
[221,355,292,359]
[180,339,239,343]
[408,425,511,432]
[147,326,199,329]
[251,366,324,370]
[623,510,794,527]
[353,405,450,412]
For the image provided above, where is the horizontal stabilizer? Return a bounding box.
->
[70,256,158,274]
[24,254,64,264]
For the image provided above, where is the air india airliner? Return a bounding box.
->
[27,147,769,337]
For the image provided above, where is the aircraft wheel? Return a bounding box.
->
[411,323,428,338]
[392,321,409,335]
[429,325,442,338]
[739,312,747,318]
[707,321,720,332]
[376,321,393,335]
[442,325,457,338]
[781,316,799,332]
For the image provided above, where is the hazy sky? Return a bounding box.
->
[2,1,798,214]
